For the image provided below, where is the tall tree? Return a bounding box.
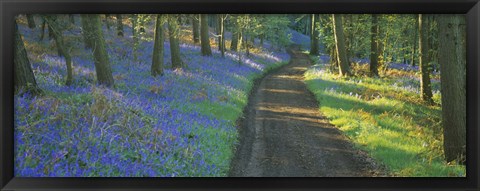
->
[80,15,95,49]
[168,15,184,69]
[151,14,165,76]
[438,15,466,163]
[370,14,379,77]
[191,14,200,43]
[26,14,36,29]
[332,14,351,77]
[418,14,434,105]
[200,14,212,56]
[131,14,139,62]
[81,15,115,87]
[14,19,41,95]
[218,14,226,57]
[310,14,320,55]
[230,15,240,51]
[44,15,74,86]
[116,14,124,36]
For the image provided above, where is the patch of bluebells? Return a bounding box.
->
[15,17,290,177]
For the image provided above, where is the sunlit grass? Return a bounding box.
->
[305,63,465,177]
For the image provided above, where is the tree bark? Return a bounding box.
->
[45,15,74,86]
[418,14,434,105]
[219,14,225,57]
[26,14,36,29]
[151,14,165,76]
[230,16,239,51]
[192,14,200,43]
[200,14,212,56]
[14,19,41,95]
[168,15,184,69]
[116,14,124,36]
[310,14,320,56]
[80,15,95,49]
[370,14,379,77]
[332,14,351,77]
[438,14,466,163]
[82,15,114,87]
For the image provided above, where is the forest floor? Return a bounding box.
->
[229,45,387,177]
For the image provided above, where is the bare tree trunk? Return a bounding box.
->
[151,14,165,76]
[14,19,42,95]
[310,14,320,55]
[116,14,124,36]
[332,14,351,77]
[82,15,114,87]
[192,14,200,43]
[418,14,434,105]
[438,14,466,163]
[200,14,212,56]
[45,15,74,86]
[168,15,184,69]
[26,14,36,29]
[370,14,379,77]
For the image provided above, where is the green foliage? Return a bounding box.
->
[305,63,465,177]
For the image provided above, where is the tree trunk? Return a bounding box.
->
[69,14,75,24]
[14,19,42,95]
[192,14,200,43]
[200,14,212,56]
[131,14,139,62]
[82,15,114,87]
[418,14,434,105]
[26,14,36,29]
[310,14,320,55]
[370,14,379,77]
[168,15,184,69]
[438,14,466,163]
[105,14,111,30]
[332,14,350,77]
[80,15,95,49]
[40,17,47,41]
[45,15,74,86]
[230,16,239,51]
[151,14,165,77]
[116,14,124,36]
[219,14,225,57]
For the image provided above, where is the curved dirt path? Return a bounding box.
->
[229,45,385,177]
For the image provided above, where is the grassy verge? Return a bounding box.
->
[304,59,465,177]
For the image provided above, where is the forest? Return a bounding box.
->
[14,14,465,177]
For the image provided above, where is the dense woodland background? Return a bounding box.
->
[14,14,465,177]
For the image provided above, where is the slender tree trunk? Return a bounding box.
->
[40,17,46,41]
[69,14,75,24]
[80,15,95,49]
[310,14,320,55]
[14,19,42,95]
[412,15,418,66]
[45,15,74,86]
[418,14,434,105]
[438,14,466,163]
[332,14,350,77]
[82,15,115,87]
[200,14,212,56]
[116,14,124,36]
[26,14,36,29]
[151,14,165,76]
[168,15,184,69]
[105,14,111,30]
[219,14,225,57]
[192,14,200,43]
[370,14,379,77]
[131,14,139,62]
[230,16,239,51]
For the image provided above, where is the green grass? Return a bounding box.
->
[304,63,465,177]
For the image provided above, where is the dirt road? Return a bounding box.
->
[229,45,385,177]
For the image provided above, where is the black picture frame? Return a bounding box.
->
[1,0,479,190]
